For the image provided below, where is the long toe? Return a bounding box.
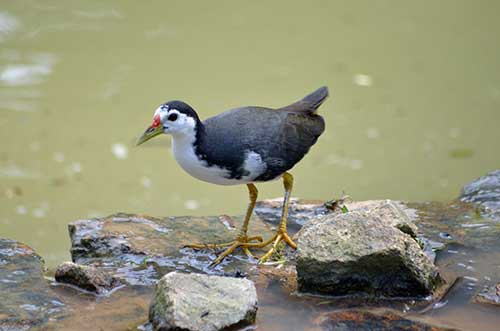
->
[206,235,269,267]
[185,235,264,251]
[259,230,297,263]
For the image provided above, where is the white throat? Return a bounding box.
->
[169,125,267,186]
[170,127,236,185]
[170,127,198,171]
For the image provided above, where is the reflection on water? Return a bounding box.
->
[0,50,56,111]
[0,11,19,42]
[0,55,55,87]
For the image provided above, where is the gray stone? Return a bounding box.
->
[149,272,257,331]
[55,261,120,294]
[295,211,442,297]
[460,169,500,220]
[349,200,418,238]
[0,238,66,330]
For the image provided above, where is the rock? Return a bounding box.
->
[460,169,500,220]
[315,310,459,331]
[68,213,274,285]
[149,271,257,331]
[255,198,418,237]
[55,262,120,294]
[255,198,330,228]
[0,238,66,330]
[475,283,500,306]
[68,218,132,260]
[350,200,418,238]
[407,200,500,253]
[295,211,442,297]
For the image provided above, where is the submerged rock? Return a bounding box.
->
[149,271,257,331]
[295,210,442,297]
[0,238,66,330]
[460,169,500,220]
[55,262,121,294]
[475,283,500,306]
[315,310,459,331]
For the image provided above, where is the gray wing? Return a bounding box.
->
[201,107,325,181]
[254,109,325,180]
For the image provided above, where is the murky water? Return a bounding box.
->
[1,0,500,278]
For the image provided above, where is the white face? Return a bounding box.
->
[154,105,196,135]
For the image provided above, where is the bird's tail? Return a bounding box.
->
[280,86,329,113]
[302,86,329,111]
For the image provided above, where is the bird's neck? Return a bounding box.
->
[170,120,215,181]
[170,120,205,153]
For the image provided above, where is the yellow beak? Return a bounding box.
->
[136,125,163,146]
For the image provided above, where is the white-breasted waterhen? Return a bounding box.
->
[137,86,329,266]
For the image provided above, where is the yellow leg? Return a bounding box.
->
[259,172,297,263]
[185,183,264,266]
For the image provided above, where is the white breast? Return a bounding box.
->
[171,132,266,186]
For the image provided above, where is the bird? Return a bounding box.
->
[136,86,329,266]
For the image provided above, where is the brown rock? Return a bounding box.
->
[55,262,120,294]
[315,310,459,331]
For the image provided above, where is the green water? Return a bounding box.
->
[1,1,500,267]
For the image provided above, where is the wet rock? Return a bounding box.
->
[295,211,442,297]
[69,218,132,260]
[407,200,500,252]
[255,198,330,228]
[256,198,418,237]
[416,236,444,263]
[315,310,459,331]
[66,201,421,288]
[149,271,257,331]
[474,283,500,306]
[460,169,500,220]
[0,238,66,330]
[54,261,120,294]
[68,213,274,285]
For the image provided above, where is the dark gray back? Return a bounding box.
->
[199,106,325,181]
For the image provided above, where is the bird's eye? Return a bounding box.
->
[168,113,178,121]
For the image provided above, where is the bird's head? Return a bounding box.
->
[136,100,200,145]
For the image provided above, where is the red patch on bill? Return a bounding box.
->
[152,114,161,128]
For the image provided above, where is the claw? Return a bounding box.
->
[258,230,297,263]
[186,235,268,267]
[185,235,263,251]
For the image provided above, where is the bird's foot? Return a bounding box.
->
[185,235,264,267]
[185,235,263,250]
[258,228,297,263]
